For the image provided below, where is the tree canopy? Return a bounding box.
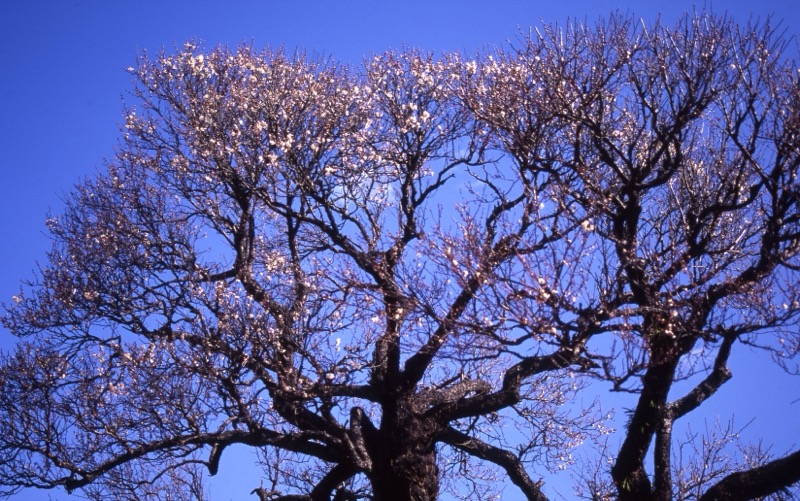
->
[2,12,800,501]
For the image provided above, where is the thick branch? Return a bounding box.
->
[309,463,360,501]
[670,335,735,419]
[611,356,680,500]
[62,428,336,493]
[400,272,485,391]
[699,449,800,501]
[653,412,674,501]
[439,427,548,501]
[435,346,585,421]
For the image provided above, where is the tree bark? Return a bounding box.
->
[369,448,439,501]
[700,449,800,501]
[367,398,441,501]
[611,350,680,500]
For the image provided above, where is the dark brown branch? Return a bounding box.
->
[653,412,674,501]
[699,449,800,501]
[435,346,585,421]
[670,335,735,419]
[62,428,336,493]
[439,427,548,501]
[611,356,680,500]
[309,464,360,501]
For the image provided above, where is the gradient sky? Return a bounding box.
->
[1,1,799,500]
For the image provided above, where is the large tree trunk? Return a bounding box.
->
[368,401,440,501]
[369,448,439,501]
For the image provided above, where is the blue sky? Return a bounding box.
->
[1,1,799,499]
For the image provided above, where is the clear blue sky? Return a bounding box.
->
[1,1,799,500]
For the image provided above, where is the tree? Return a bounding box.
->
[2,12,800,501]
